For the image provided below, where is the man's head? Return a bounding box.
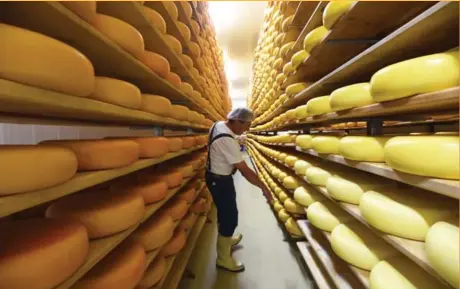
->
[226,108,254,135]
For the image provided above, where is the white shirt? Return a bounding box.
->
[208,121,243,175]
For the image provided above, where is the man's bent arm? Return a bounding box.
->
[234,161,272,202]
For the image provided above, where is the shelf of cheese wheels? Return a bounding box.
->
[250,2,458,127]
[247,140,459,289]
[0,1,226,125]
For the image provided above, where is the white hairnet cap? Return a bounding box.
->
[227,107,254,122]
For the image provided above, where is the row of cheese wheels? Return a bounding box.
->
[248,132,460,180]
[0,135,208,196]
[0,154,212,289]
[253,48,459,129]
[249,142,459,288]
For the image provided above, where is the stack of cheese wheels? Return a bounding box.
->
[87,77,142,109]
[311,136,341,154]
[41,139,139,171]
[305,166,331,186]
[303,26,328,53]
[62,1,97,23]
[360,187,458,241]
[140,94,172,117]
[307,95,332,116]
[306,201,352,232]
[115,175,168,204]
[167,137,184,152]
[161,229,187,256]
[137,255,166,289]
[0,24,95,96]
[74,241,146,289]
[285,217,303,236]
[131,214,175,251]
[322,1,355,29]
[129,136,170,159]
[339,136,389,162]
[294,185,326,207]
[331,221,398,270]
[0,145,78,195]
[46,188,145,238]
[330,83,374,111]
[142,51,171,79]
[383,136,459,179]
[296,134,313,149]
[370,50,459,102]
[0,219,89,289]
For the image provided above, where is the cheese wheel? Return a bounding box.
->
[175,21,191,41]
[426,220,459,288]
[291,50,309,70]
[74,241,146,289]
[137,256,166,289]
[323,1,355,29]
[179,212,198,231]
[306,95,332,116]
[190,19,200,34]
[279,191,289,203]
[161,199,188,220]
[181,54,194,68]
[370,256,449,289]
[311,136,341,154]
[295,104,308,120]
[142,51,170,78]
[191,197,207,214]
[273,58,283,69]
[281,15,294,32]
[370,51,459,102]
[278,209,291,222]
[296,134,313,149]
[181,164,194,178]
[140,94,172,117]
[181,82,194,96]
[170,105,190,121]
[162,229,187,256]
[284,198,305,214]
[62,1,96,23]
[284,156,298,167]
[305,167,331,186]
[164,34,182,54]
[142,6,167,34]
[283,62,294,76]
[0,219,89,289]
[276,73,287,84]
[384,136,459,179]
[88,77,142,109]
[46,188,144,238]
[189,42,201,57]
[280,41,295,58]
[285,217,303,236]
[181,136,196,149]
[307,201,352,232]
[166,72,181,88]
[330,83,374,111]
[0,24,95,97]
[93,14,144,59]
[331,221,398,270]
[0,145,77,196]
[163,1,179,20]
[274,201,284,212]
[294,160,312,176]
[182,2,193,18]
[167,137,183,152]
[120,178,168,204]
[130,137,169,159]
[157,169,183,188]
[286,82,310,97]
[339,136,389,162]
[303,26,328,53]
[326,172,381,205]
[132,214,175,251]
[360,188,457,241]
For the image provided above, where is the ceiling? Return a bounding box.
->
[208,1,267,109]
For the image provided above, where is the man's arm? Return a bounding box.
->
[234,161,273,203]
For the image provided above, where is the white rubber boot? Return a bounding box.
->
[216,235,245,272]
[231,233,243,247]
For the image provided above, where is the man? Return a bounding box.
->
[205,107,272,273]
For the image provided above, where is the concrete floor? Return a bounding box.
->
[178,155,315,289]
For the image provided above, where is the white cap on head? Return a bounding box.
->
[227,107,254,122]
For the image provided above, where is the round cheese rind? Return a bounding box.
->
[294,185,326,207]
[285,217,303,236]
[163,1,178,20]
[311,136,341,154]
[142,6,167,34]
[326,172,378,205]
[278,209,291,222]
[137,256,166,289]
[294,160,312,176]
[284,198,305,214]
[306,95,332,116]
[140,94,172,117]
[119,178,168,204]
[161,229,187,256]
[88,77,142,109]
[339,136,389,162]
[142,51,170,78]
[330,83,374,111]
[296,134,313,149]
[307,201,351,232]
[303,26,328,53]
[131,137,170,159]
[323,1,355,29]
[305,167,331,186]
[167,137,183,152]
[171,105,190,121]
[132,214,175,251]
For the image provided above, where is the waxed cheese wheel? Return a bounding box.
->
[425,220,459,288]
[285,156,298,167]
[62,1,96,23]
[167,137,183,152]
[0,219,89,289]
[181,136,196,149]
[330,83,374,111]
[286,82,310,97]
[274,201,284,212]
[175,21,191,41]
[140,94,172,116]
[279,191,289,203]
[181,54,194,68]
[142,51,170,78]
[339,136,389,162]
[162,199,188,220]
[0,145,78,196]
[276,73,287,84]
[278,209,291,222]
[285,217,303,236]
[162,229,187,256]
[283,62,294,75]
[284,198,305,214]
[306,95,332,116]
[142,6,167,34]
[282,15,294,32]
[331,221,398,270]
[283,176,300,190]
[137,256,166,289]
[176,187,196,204]
[303,26,328,53]
[296,134,313,149]
[0,24,95,97]
[131,137,170,159]
[370,51,459,102]
[131,214,175,251]
[307,201,352,232]
[189,41,201,57]
[294,185,326,207]
[171,105,190,121]
[384,136,459,179]
[294,160,313,176]
[181,82,194,97]
[360,188,458,241]
[88,77,142,109]
[117,177,168,204]
[291,50,309,70]
[280,41,295,57]
[323,1,355,29]
[46,188,145,238]
[191,197,207,214]
[163,1,178,19]
[181,1,193,18]
[179,212,198,231]
[93,14,145,59]
[295,104,308,120]
[305,167,331,186]
[74,241,146,289]
[326,172,381,205]
[166,72,181,88]
[157,169,183,188]
[311,136,341,154]
[164,34,182,54]
[42,139,139,171]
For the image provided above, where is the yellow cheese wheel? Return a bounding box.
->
[93,14,145,59]
[278,209,291,222]
[384,136,459,179]
[285,217,303,236]
[181,82,194,96]
[157,169,183,187]
[181,164,194,178]
[190,19,200,34]
[326,172,381,205]
[294,185,326,207]
[0,145,77,196]
[280,42,295,57]
[179,212,198,231]
[323,1,355,29]
[46,188,144,238]
[162,229,187,256]
[330,83,374,111]
[0,219,89,289]
[137,256,166,289]
[181,136,196,149]
[370,51,459,102]
[276,73,287,84]
[163,1,179,20]
[426,220,459,288]
[274,201,284,212]
[279,191,289,203]
[305,167,331,186]
[175,21,191,41]
[331,221,398,270]
[88,77,142,109]
[167,137,183,152]
[303,26,328,53]
[339,136,389,162]
[189,41,201,57]
[360,188,457,241]
[130,137,170,159]
[286,82,310,97]
[283,176,300,190]
[142,51,170,78]
[181,2,193,18]
[311,136,341,154]
[296,134,313,149]
[295,104,308,120]
[161,199,188,220]
[284,198,305,214]
[120,178,168,204]
[0,24,95,97]
[132,214,175,251]
[181,54,194,68]
[273,58,284,69]
[74,241,146,289]
[294,160,312,176]
[142,6,167,34]
[291,50,310,70]
[285,156,298,167]
[140,94,172,116]
[170,105,190,121]
[281,15,294,32]
[307,201,352,232]
[62,2,96,23]
[164,34,182,54]
[166,72,181,88]
[306,95,332,116]
[283,62,294,75]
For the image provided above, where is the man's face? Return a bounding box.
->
[235,120,251,134]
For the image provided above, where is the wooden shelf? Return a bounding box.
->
[296,242,335,289]
[0,145,206,218]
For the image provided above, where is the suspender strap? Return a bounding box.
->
[206,123,235,174]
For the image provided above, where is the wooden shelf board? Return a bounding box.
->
[296,242,336,289]
[291,1,320,27]
[146,249,161,268]
[0,145,206,218]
